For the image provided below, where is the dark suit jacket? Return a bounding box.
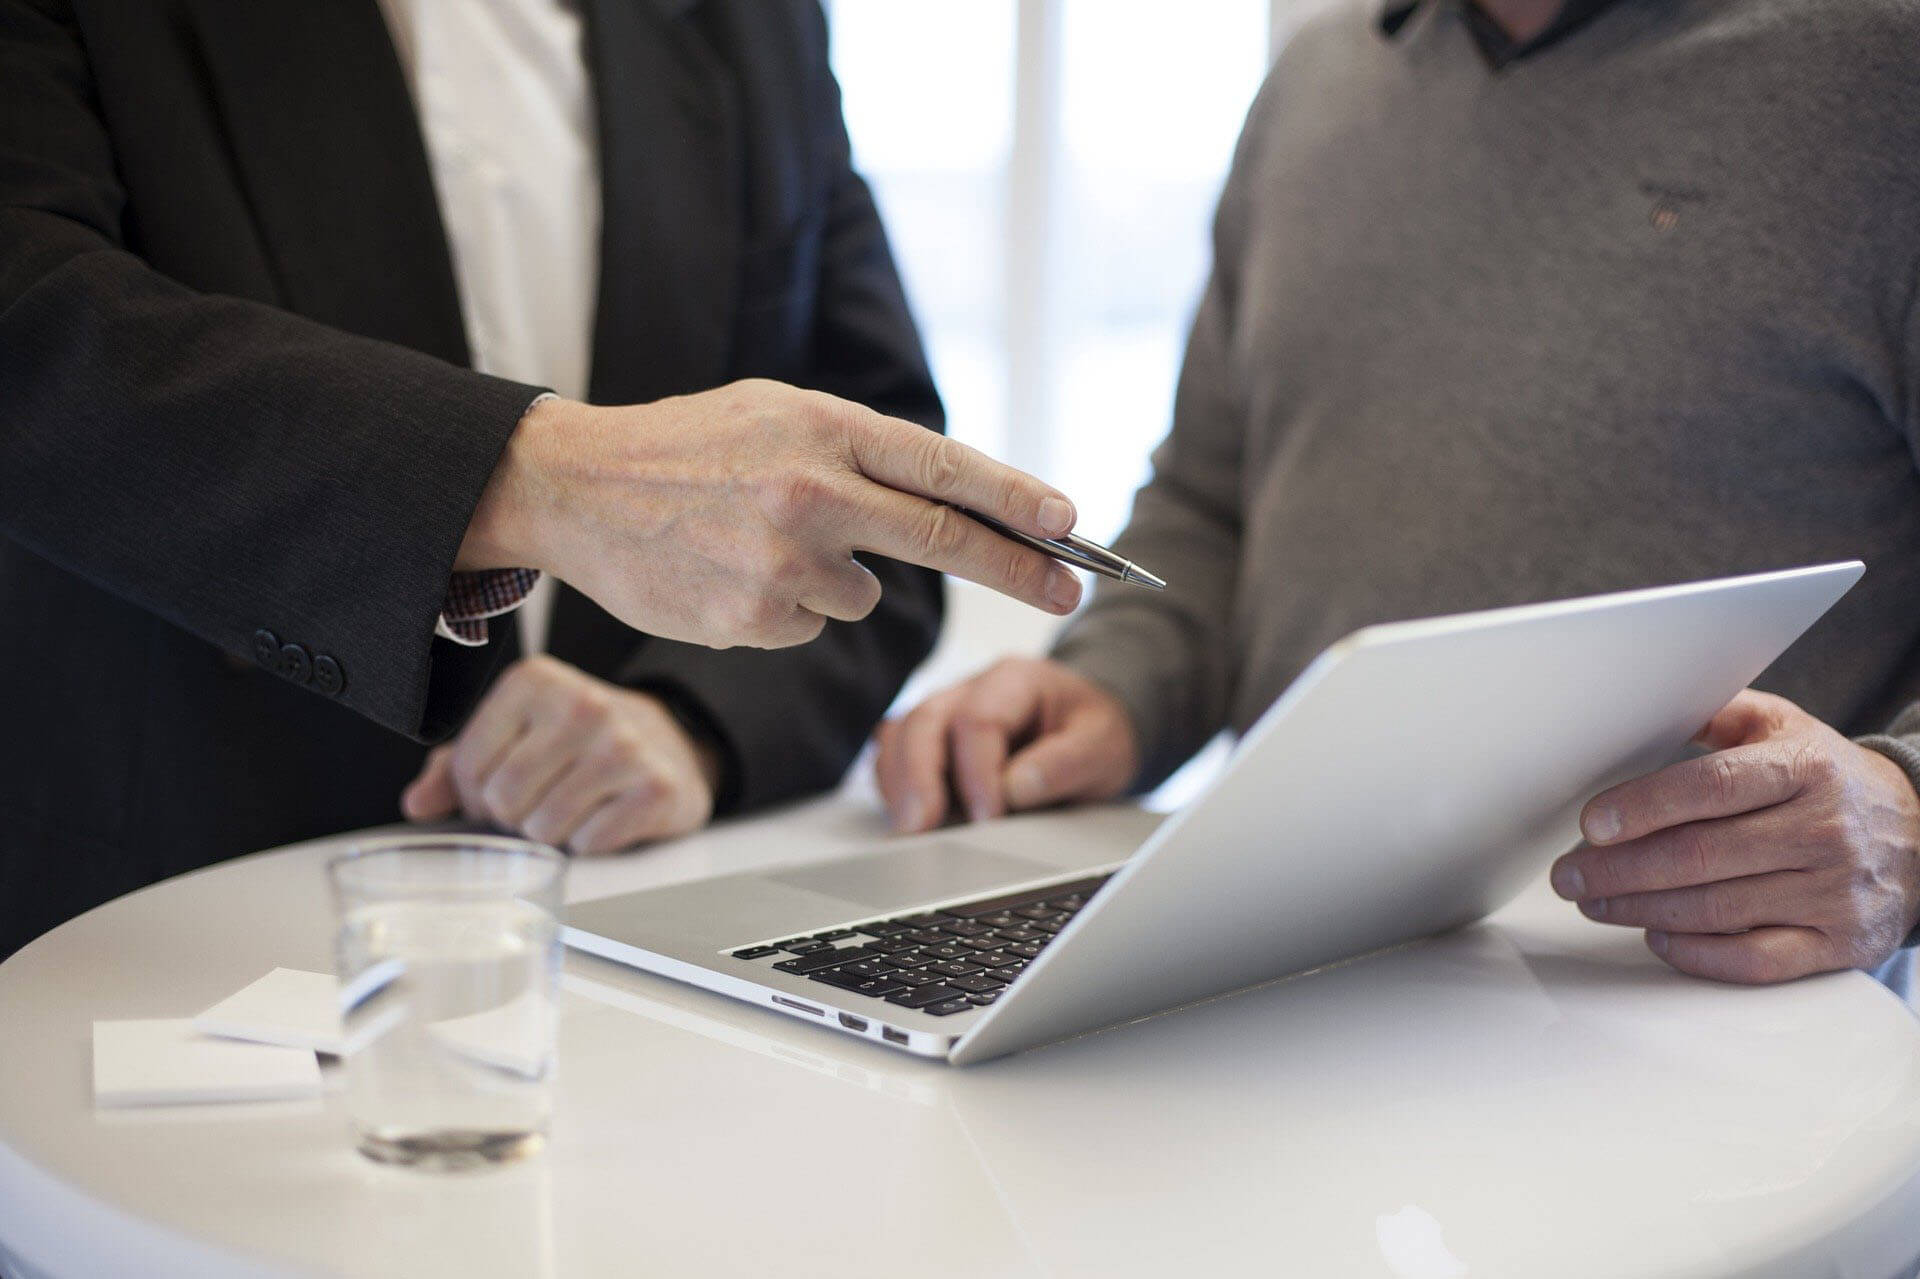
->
[0,0,944,958]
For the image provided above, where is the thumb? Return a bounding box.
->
[1002,715,1127,812]
[401,746,458,820]
[1693,688,1788,751]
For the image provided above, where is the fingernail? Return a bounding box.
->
[1580,897,1608,920]
[1647,930,1670,956]
[1583,806,1621,844]
[1045,566,1081,611]
[1551,863,1584,898]
[1038,496,1075,537]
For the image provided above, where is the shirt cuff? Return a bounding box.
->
[436,567,541,647]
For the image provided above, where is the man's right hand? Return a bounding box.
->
[873,657,1139,833]
[458,381,1085,649]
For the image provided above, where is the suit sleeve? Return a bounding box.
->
[611,11,944,814]
[0,0,542,742]
[1047,82,1274,792]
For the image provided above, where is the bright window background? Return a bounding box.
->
[828,1,1310,799]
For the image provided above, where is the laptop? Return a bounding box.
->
[564,562,1862,1065]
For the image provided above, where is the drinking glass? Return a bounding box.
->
[329,834,566,1170]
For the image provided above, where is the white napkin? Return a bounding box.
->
[92,1019,321,1108]
[192,967,364,1056]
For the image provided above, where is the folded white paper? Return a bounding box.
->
[192,967,361,1056]
[428,990,555,1078]
[92,1019,322,1108]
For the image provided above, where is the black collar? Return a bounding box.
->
[1379,0,1626,67]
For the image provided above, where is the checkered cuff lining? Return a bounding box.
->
[436,568,541,647]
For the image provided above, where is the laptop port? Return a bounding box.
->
[881,1026,909,1045]
[771,996,824,1016]
[838,1013,868,1032]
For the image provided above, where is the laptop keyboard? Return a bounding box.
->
[727,874,1112,1019]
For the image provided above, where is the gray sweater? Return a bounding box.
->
[1058,0,1920,786]
[1053,0,1920,986]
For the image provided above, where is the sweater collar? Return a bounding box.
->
[1378,0,1626,67]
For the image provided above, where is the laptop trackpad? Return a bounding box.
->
[769,841,1061,912]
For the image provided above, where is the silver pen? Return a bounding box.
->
[960,508,1167,591]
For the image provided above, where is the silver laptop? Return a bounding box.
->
[565,562,1862,1065]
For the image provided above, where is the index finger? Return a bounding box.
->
[843,483,1083,615]
[844,413,1077,540]
[1581,741,1803,846]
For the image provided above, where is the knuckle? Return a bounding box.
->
[1790,741,1838,790]
[1673,825,1717,883]
[1840,863,1884,924]
[764,466,831,529]
[604,731,647,771]
[915,502,969,560]
[1004,543,1050,598]
[915,434,965,495]
[481,775,522,821]
[1702,754,1743,811]
[563,691,609,731]
[1697,892,1736,934]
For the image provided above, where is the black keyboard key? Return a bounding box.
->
[810,928,856,942]
[778,938,829,954]
[1005,942,1044,959]
[922,998,974,1017]
[924,959,984,979]
[939,920,994,938]
[731,946,780,960]
[886,984,966,1009]
[854,978,909,997]
[773,947,864,974]
[904,930,949,946]
[994,927,1045,943]
[880,951,933,969]
[940,889,1065,920]
[930,875,1114,921]
[862,936,921,955]
[890,969,939,987]
[810,969,872,992]
[920,943,972,962]
[944,975,1005,994]
[892,913,955,928]
[967,991,1001,1006]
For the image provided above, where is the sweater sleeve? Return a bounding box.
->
[1048,79,1273,791]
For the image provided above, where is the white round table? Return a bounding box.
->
[3,794,1918,1279]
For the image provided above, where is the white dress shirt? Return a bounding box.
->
[378,0,602,654]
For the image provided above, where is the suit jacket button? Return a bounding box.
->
[252,629,280,667]
[312,655,344,696]
[277,642,312,685]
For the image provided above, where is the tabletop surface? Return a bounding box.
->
[3,791,1919,1279]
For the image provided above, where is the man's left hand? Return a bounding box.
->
[401,655,720,855]
[1551,689,1920,983]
